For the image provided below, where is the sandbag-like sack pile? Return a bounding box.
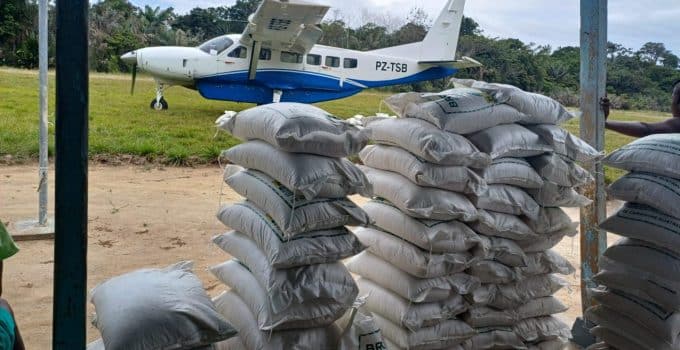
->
[88,262,237,350]
[590,134,680,350]
[212,103,372,349]
[355,80,596,349]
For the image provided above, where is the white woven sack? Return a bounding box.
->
[354,227,473,278]
[528,339,570,350]
[212,232,357,314]
[335,297,386,350]
[526,124,603,163]
[607,172,680,218]
[594,238,680,311]
[87,340,218,350]
[217,103,370,157]
[374,313,475,350]
[346,252,479,303]
[213,337,246,350]
[600,203,680,256]
[466,297,568,328]
[90,262,237,350]
[472,210,538,241]
[480,158,544,189]
[592,288,680,345]
[453,79,575,125]
[518,228,577,253]
[521,250,575,276]
[467,124,552,159]
[524,207,575,235]
[527,182,592,208]
[356,278,467,332]
[210,260,345,331]
[476,235,527,268]
[223,140,372,200]
[587,306,675,350]
[513,316,571,343]
[365,117,491,168]
[471,185,540,220]
[213,291,338,350]
[384,88,526,135]
[225,166,370,236]
[359,145,487,195]
[528,153,594,187]
[471,274,568,310]
[603,134,680,180]
[461,328,527,350]
[360,166,478,222]
[468,260,521,284]
[363,200,481,253]
[216,202,365,268]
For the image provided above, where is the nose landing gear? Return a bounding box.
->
[150,83,169,110]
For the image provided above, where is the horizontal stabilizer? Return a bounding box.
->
[418,56,483,69]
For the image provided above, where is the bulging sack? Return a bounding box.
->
[513,316,571,343]
[518,228,577,253]
[461,328,527,350]
[354,227,474,278]
[225,166,370,236]
[346,252,479,303]
[359,145,487,195]
[384,88,526,135]
[607,172,680,219]
[453,79,575,125]
[526,124,603,163]
[361,166,478,222]
[213,291,338,350]
[465,297,568,328]
[472,210,538,241]
[374,313,475,350]
[524,207,575,235]
[216,202,365,269]
[603,134,680,180]
[335,299,387,350]
[217,103,370,158]
[587,305,676,350]
[363,200,481,253]
[365,117,491,168]
[90,262,237,350]
[480,158,544,189]
[590,326,648,350]
[521,250,575,276]
[527,182,592,208]
[211,260,343,331]
[528,153,594,187]
[600,202,680,256]
[471,274,568,310]
[468,260,521,284]
[471,185,540,220]
[476,235,527,268]
[224,141,372,200]
[213,232,357,314]
[467,124,552,159]
[357,278,467,332]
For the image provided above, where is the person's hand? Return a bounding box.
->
[600,97,611,120]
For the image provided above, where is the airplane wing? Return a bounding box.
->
[240,0,330,54]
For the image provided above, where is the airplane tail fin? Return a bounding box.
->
[369,0,466,62]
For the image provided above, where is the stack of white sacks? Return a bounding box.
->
[349,79,601,349]
[586,135,680,350]
[212,103,377,349]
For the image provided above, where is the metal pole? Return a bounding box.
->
[579,0,607,314]
[38,0,49,226]
[53,0,88,348]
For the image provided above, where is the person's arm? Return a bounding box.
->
[672,83,680,118]
[602,96,680,137]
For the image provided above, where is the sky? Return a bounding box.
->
[133,0,679,55]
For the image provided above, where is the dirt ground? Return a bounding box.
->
[1,164,621,349]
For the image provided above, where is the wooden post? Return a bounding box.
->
[53,0,89,348]
[579,0,607,314]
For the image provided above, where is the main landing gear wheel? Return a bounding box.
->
[150,97,168,110]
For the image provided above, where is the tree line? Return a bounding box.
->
[1,0,679,111]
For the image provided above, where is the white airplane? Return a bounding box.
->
[121,0,480,110]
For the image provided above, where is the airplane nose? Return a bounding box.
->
[121,51,137,65]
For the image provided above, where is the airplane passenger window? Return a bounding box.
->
[281,51,303,64]
[307,54,321,65]
[260,48,272,61]
[344,58,358,69]
[325,56,340,68]
[228,46,248,59]
[198,36,234,54]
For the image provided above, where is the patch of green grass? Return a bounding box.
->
[0,68,670,182]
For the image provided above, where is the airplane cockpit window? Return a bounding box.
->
[228,46,248,59]
[307,54,321,65]
[281,51,303,64]
[344,58,358,69]
[325,56,340,68]
[198,36,234,55]
[260,48,272,61]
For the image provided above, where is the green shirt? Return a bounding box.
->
[0,222,18,261]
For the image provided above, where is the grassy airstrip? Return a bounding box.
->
[0,67,668,182]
